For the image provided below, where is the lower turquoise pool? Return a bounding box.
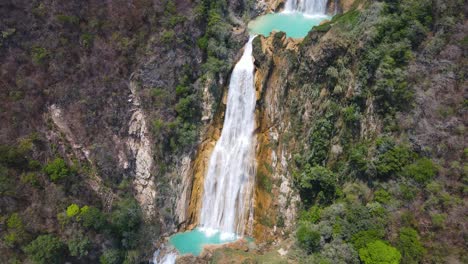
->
[169,228,238,256]
[248,12,330,38]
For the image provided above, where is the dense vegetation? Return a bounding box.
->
[0,0,465,263]
[284,0,466,263]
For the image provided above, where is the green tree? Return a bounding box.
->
[67,232,91,258]
[351,229,385,250]
[359,240,401,264]
[78,205,106,230]
[23,235,65,264]
[296,223,321,253]
[298,165,337,205]
[4,213,26,247]
[66,204,80,218]
[375,145,412,179]
[397,227,425,264]
[110,198,141,235]
[43,158,69,182]
[402,158,437,184]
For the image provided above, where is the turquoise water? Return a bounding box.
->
[248,12,330,38]
[169,228,238,256]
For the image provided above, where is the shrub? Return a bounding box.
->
[374,189,391,204]
[298,165,337,205]
[66,204,80,218]
[43,158,69,182]
[343,105,361,128]
[110,198,141,235]
[351,229,385,250]
[300,205,322,224]
[161,30,175,44]
[23,235,65,264]
[296,223,321,253]
[175,96,196,119]
[430,213,446,229]
[31,46,49,64]
[21,172,40,187]
[321,239,360,264]
[67,232,90,258]
[4,213,27,247]
[397,227,425,264]
[78,205,106,230]
[358,240,401,264]
[100,249,122,264]
[375,145,412,179]
[308,117,335,166]
[402,158,437,184]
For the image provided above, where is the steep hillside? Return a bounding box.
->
[0,0,466,263]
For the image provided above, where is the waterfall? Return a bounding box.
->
[199,35,257,238]
[284,0,328,15]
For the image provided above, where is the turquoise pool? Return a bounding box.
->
[248,12,330,38]
[169,228,238,256]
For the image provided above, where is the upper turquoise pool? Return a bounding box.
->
[248,12,330,38]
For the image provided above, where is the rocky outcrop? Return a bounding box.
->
[127,80,157,219]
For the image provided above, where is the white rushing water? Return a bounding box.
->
[199,35,257,238]
[284,0,328,15]
[152,249,177,264]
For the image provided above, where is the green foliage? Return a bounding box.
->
[297,223,321,253]
[342,204,385,240]
[161,30,176,44]
[78,205,106,230]
[373,53,413,115]
[374,141,412,179]
[21,172,40,187]
[197,36,208,50]
[0,165,13,195]
[80,33,94,48]
[257,171,272,192]
[308,117,335,166]
[298,165,337,205]
[56,14,79,25]
[430,213,446,229]
[300,205,322,224]
[374,189,391,204]
[31,46,49,64]
[67,232,91,258]
[110,198,141,235]
[0,144,28,168]
[351,229,385,251]
[358,240,401,264]
[397,227,425,264]
[4,213,26,247]
[123,250,140,264]
[402,158,437,184]
[100,249,122,264]
[202,56,229,74]
[43,158,69,182]
[23,235,65,264]
[66,204,80,218]
[175,96,196,119]
[343,105,361,128]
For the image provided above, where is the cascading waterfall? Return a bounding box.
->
[284,0,328,15]
[199,35,257,238]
